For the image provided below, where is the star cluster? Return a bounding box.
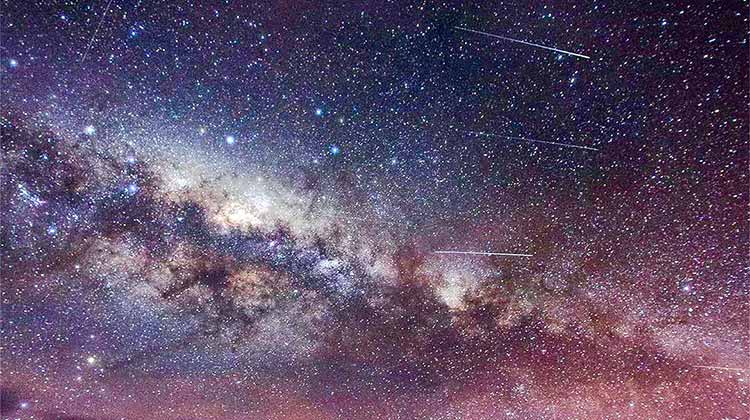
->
[1,1,748,419]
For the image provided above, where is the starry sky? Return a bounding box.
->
[1,1,748,419]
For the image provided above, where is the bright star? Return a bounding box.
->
[225,135,236,145]
[329,145,340,155]
[125,183,139,195]
[8,58,18,68]
[315,108,324,116]
[83,125,96,135]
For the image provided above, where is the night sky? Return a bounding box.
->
[1,1,748,419]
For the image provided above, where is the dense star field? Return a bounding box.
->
[1,1,748,419]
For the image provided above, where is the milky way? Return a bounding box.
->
[1,1,748,419]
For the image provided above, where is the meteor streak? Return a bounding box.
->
[465,130,599,151]
[454,26,590,59]
[434,250,533,257]
[80,0,115,63]
[693,365,749,372]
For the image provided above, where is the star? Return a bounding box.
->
[125,183,139,194]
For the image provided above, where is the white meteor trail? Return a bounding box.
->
[693,365,749,373]
[454,26,590,60]
[465,130,599,151]
[80,0,116,63]
[434,250,533,257]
